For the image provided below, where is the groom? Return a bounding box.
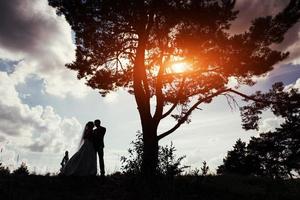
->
[93,119,106,177]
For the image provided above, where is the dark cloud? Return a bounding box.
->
[0,102,47,136]
[0,0,59,53]
[231,0,289,33]
[231,0,300,63]
[27,142,47,152]
[0,0,88,98]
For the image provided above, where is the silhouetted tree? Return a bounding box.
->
[217,139,255,175]
[219,85,300,178]
[49,0,300,176]
[279,118,300,177]
[247,134,288,179]
[13,162,30,176]
[241,82,300,178]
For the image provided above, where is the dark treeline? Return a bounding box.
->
[218,83,300,179]
[0,162,30,176]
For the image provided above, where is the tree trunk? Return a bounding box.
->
[139,121,159,179]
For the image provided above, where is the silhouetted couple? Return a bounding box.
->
[62,119,106,176]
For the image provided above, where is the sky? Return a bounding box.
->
[0,0,300,174]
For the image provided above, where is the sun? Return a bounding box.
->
[170,62,190,73]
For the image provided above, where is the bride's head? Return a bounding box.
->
[85,121,94,131]
[78,121,94,148]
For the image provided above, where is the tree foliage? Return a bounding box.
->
[241,82,300,130]
[49,0,300,136]
[217,139,257,176]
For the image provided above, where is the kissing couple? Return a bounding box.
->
[61,119,106,176]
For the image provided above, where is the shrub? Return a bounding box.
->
[13,162,30,176]
[121,132,188,176]
[201,161,209,176]
[0,163,10,176]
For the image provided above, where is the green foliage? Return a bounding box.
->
[13,162,30,176]
[0,163,10,176]
[121,132,188,176]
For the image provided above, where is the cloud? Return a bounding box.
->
[292,78,300,89]
[103,92,119,104]
[0,135,6,143]
[284,77,300,91]
[0,71,83,154]
[258,117,285,133]
[27,109,83,153]
[0,0,90,98]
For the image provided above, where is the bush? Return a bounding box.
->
[200,161,209,176]
[0,163,10,176]
[121,132,188,176]
[13,162,30,176]
[120,132,143,175]
[158,142,188,177]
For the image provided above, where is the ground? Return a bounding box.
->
[0,174,299,200]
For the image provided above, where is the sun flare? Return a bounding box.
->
[170,62,190,73]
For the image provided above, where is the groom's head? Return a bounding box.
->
[94,119,101,127]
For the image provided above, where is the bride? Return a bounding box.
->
[62,121,97,176]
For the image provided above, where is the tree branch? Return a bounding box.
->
[157,88,277,140]
[157,88,230,140]
[153,36,171,121]
[227,88,276,104]
[161,78,186,119]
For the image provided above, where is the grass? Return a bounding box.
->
[0,174,299,200]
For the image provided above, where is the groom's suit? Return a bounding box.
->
[93,126,106,176]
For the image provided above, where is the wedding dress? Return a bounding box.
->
[62,128,97,176]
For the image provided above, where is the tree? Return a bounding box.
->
[240,83,300,178]
[217,139,257,175]
[219,122,300,179]
[278,118,300,177]
[247,132,290,179]
[49,0,300,176]
[218,85,300,178]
